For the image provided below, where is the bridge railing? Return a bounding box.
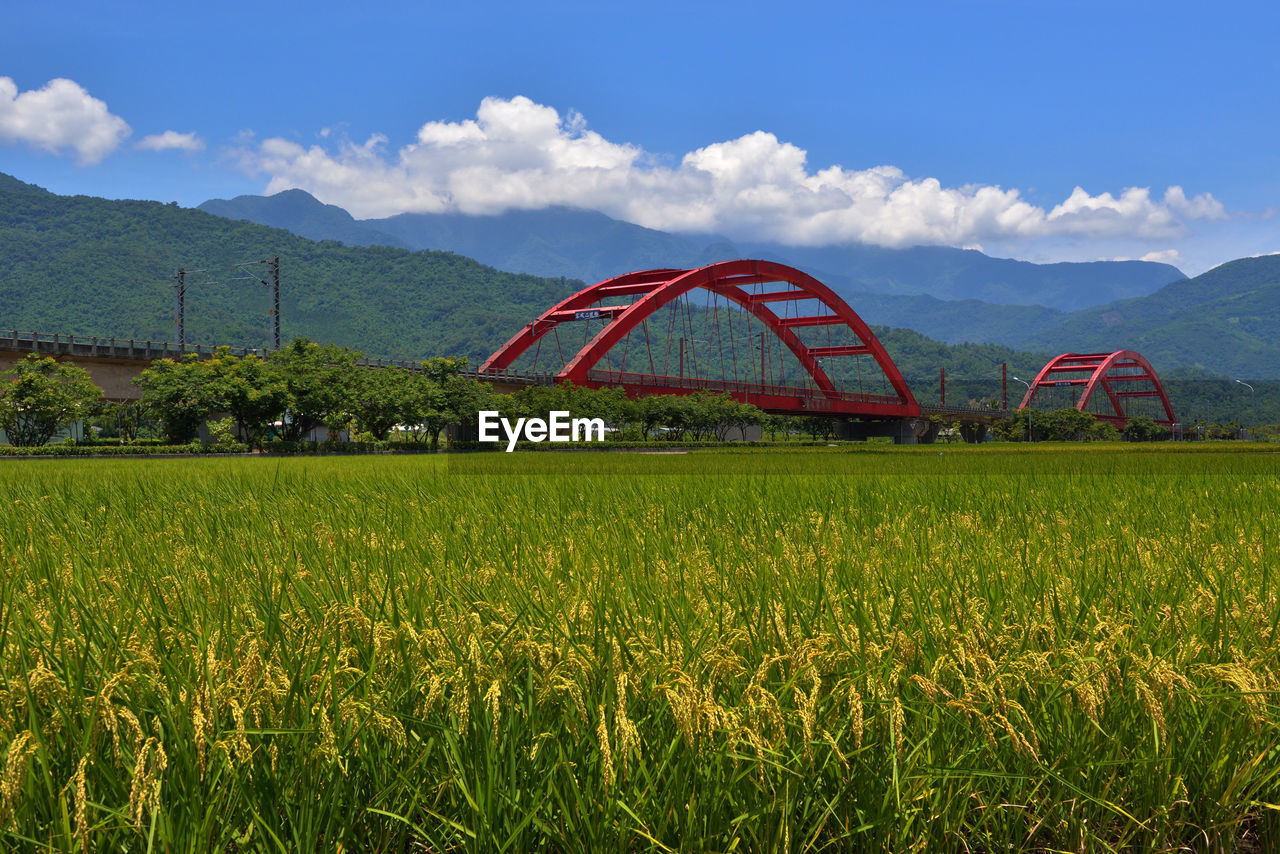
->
[585,369,904,406]
[0,330,269,361]
[0,329,561,384]
[920,402,1011,418]
[469,368,557,385]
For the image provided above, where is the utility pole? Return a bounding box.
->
[1013,376,1032,442]
[1236,379,1256,440]
[263,255,281,350]
[173,267,186,347]
[1002,362,1008,410]
[940,366,946,406]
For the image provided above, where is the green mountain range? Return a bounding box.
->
[1009,256,1280,380]
[0,174,568,362]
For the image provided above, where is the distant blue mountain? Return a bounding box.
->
[741,242,1184,313]
[373,207,739,286]
[199,190,412,251]
[198,189,1185,315]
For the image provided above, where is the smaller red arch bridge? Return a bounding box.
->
[480,260,920,419]
[1018,350,1177,426]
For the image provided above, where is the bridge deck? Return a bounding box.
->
[920,402,1011,424]
[582,369,913,417]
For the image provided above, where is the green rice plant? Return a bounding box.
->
[0,446,1276,851]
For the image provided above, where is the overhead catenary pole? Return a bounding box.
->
[266,255,281,350]
[173,267,186,347]
[170,259,273,350]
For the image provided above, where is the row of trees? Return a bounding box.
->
[987,409,1173,442]
[136,345,776,445]
[496,384,771,441]
[0,345,779,448]
[0,342,1184,448]
[134,340,482,447]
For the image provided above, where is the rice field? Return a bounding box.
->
[1,445,1278,851]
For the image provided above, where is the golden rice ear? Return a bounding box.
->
[596,704,613,790]
[0,732,39,826]
[68,754,92,849]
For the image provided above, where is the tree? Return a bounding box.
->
[1087,419,1121,442]
[512,382,629,430]
[1032,408,1118,442]
[134,354,224,443]
[414,357,488,449]
[724,400,765,441]
[351,366,416,440]
[635,395,678,440]
[990,410,1028,442]
[664,395,697,440]
[679,392,723,441]
[92,401,146,442]
[267,339,361,441]
[1122,415,1170,442]
[760,413,786,442]
[0,355,102,446]
[206,350,288,448]
[803,416,834,441]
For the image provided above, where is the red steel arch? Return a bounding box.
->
[480,260,918,417]
[1018,350,1176,426]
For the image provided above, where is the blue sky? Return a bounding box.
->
[2,0,1278,275]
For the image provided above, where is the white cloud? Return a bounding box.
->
[136,130,204,152]
[1163,186,1227,220]
[1139,249,1182,265]
[0,76,130,164]
[236,95,1228,250]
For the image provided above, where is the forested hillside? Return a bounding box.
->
[1013,255,1280,379]
[0,175,572,362]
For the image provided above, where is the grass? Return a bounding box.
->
[0,444,1277,851]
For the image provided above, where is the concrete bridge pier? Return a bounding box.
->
[835,417,935,444]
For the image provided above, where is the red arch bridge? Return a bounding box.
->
[477,260,1178,443]
[1017,350,1177,427]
